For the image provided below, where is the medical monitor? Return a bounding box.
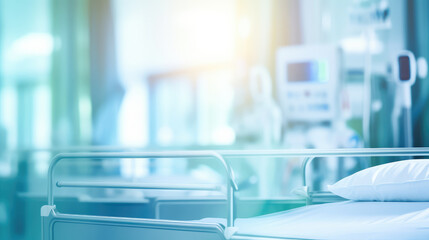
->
[276,45,341,122]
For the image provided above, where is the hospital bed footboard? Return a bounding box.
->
[41,209,226,240]
[41,151,238,240]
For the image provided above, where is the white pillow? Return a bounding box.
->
[328,159,429,201]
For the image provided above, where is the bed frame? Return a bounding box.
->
[41,148,429,240]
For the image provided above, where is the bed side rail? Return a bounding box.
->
[45,151,238,228]
[217,147,429,203]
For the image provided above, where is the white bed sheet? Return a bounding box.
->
[233,201,429,240]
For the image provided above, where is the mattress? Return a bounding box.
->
[232,201,429,240]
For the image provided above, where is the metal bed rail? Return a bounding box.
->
[218,147,429,203]
[219,147,429,204]
[46,151,238,228]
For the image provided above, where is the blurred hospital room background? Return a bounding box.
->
[1,0,429,239]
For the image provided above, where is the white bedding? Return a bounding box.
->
[233,201,429,240]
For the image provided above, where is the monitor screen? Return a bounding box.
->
[287,61,328,83]
[398,55,411,81]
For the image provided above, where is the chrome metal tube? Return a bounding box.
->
[217,147,429,158]
[302,157,315,187]
[227,185,235,228]
[56,181,222,191]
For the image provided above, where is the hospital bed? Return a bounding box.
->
[41,148,429,240]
